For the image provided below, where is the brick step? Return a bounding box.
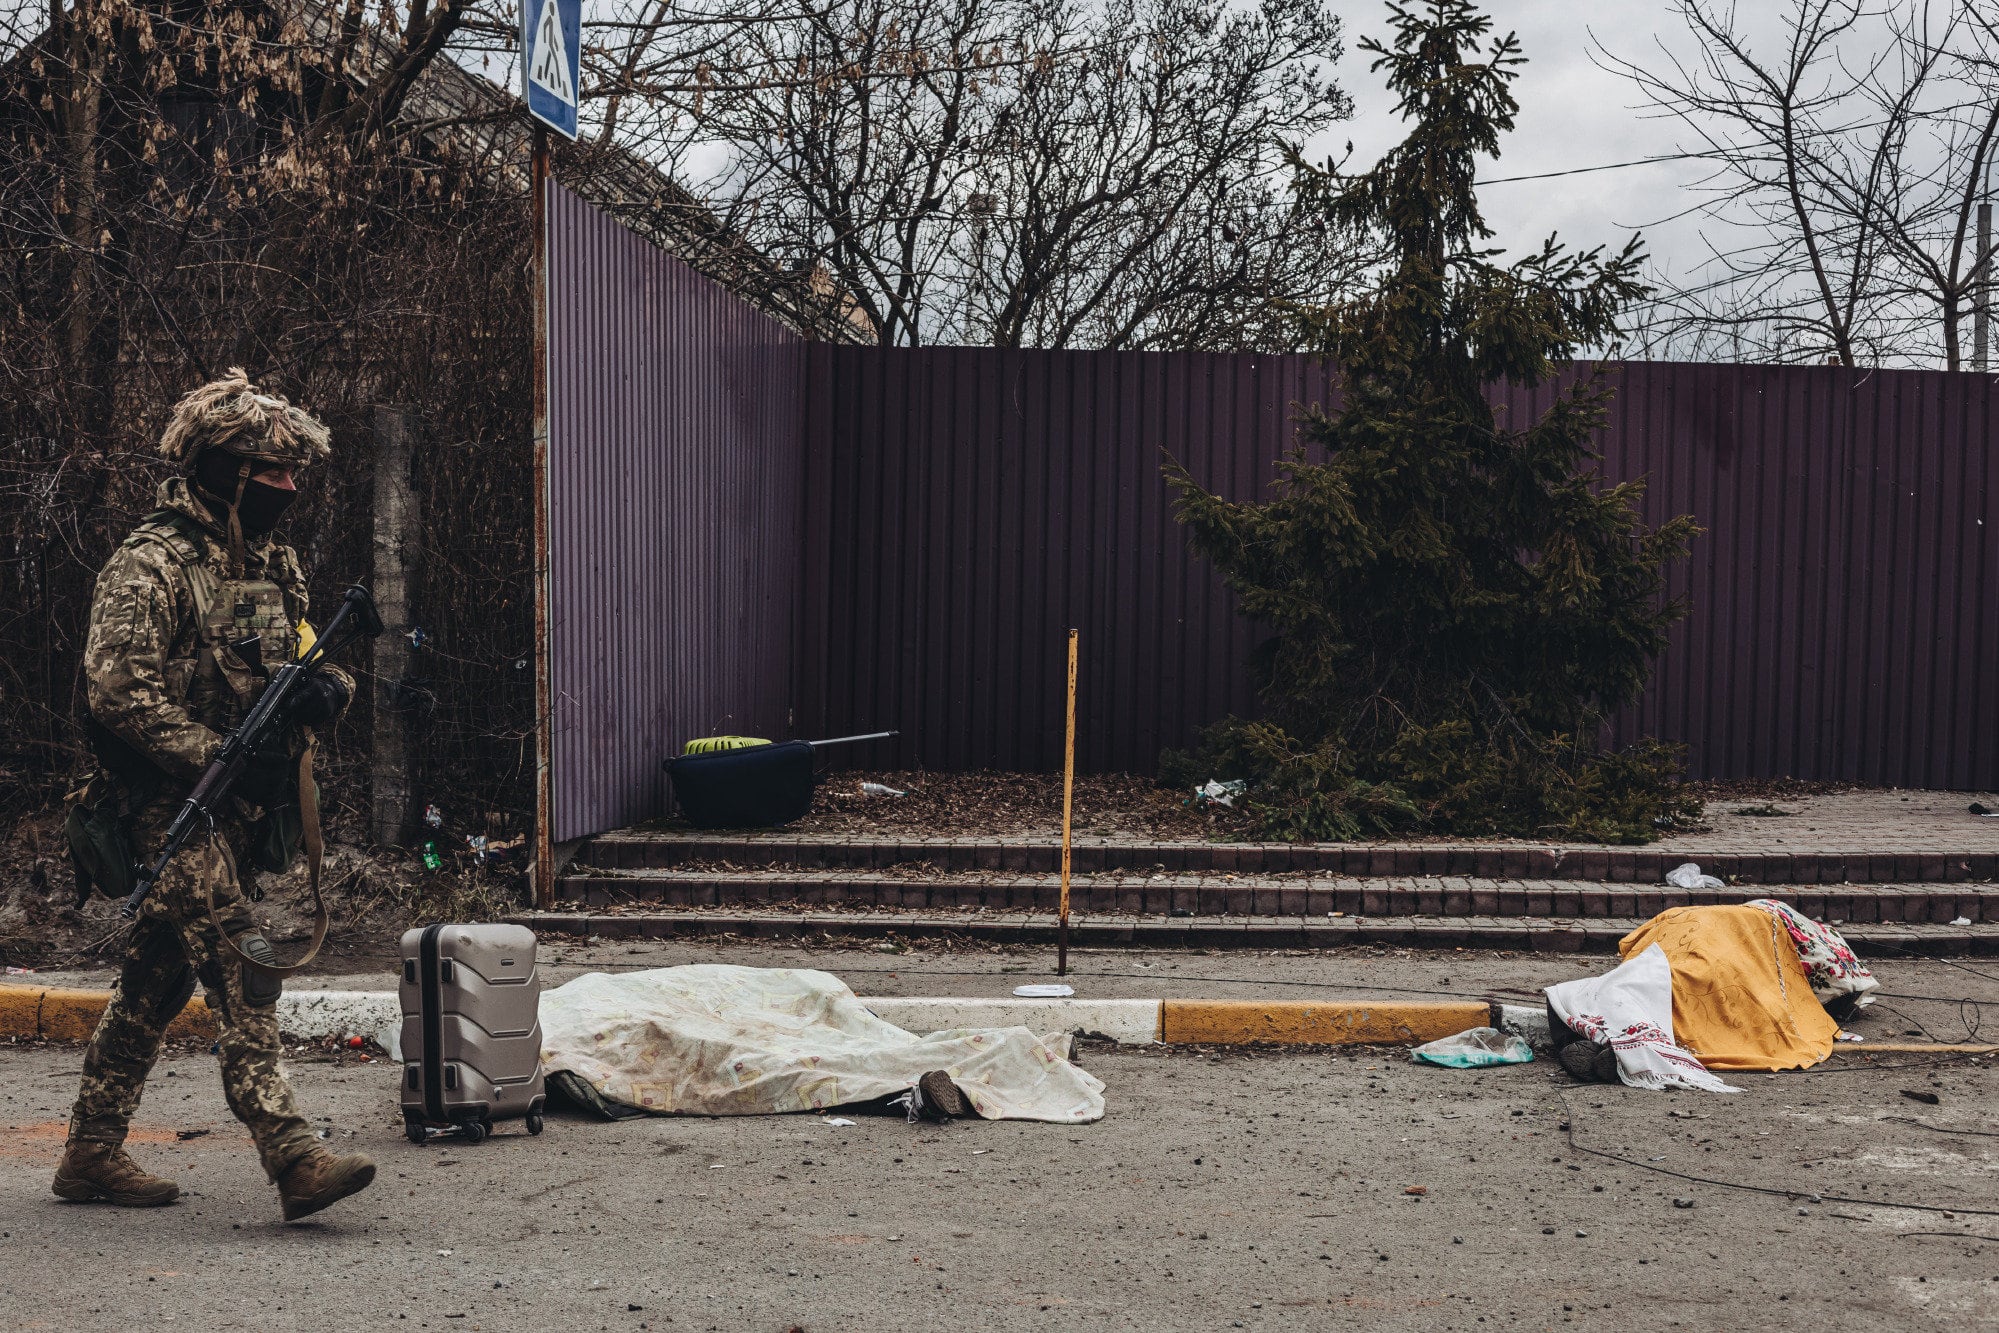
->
[509,907,1999,956]
[557,870,1999,924]
[577,834,1999,885]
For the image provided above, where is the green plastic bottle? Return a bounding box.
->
[421,841,442,872]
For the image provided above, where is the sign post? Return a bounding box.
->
[525,0,576,905]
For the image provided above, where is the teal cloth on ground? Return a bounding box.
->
[1410,1026,1534,1068]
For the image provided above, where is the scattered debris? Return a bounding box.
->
[822,1117,857,1127]
[1666,862,1725,890]
[1014,984,1075,998]
[859,782,907,798]
[1191,779,1247,809]
[1970,803,1997,817]
[1404,1185,1427,1196]
[424,804,444,830]
[1951,916,1973,927]
[1673,1198,1696,1209]
[1410,1026,1533,1068]
[1731,804,1793,817]
[1901,1090,1941,1106]
[174,1128,210,1141]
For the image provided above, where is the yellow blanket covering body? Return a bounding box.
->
[1618,905,1838,1070]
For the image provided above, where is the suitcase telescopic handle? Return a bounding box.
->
[806,730,899,749]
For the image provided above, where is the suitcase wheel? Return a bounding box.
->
[461,1119,487,1144]
[403,1113,427,1145]
[525,1113,544,1136]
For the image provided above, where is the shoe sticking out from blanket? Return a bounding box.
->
[1557,1040,1619,1083]
[891,1071,973,1123]
[917,1071,971,1120]
[1547,998,1621,1084]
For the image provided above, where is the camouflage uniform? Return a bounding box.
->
[68,471,351,1182]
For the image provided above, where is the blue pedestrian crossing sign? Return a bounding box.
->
[522,0,580,140]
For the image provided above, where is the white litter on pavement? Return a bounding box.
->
[1665,862,1725,890]
[1012,984,1076,998]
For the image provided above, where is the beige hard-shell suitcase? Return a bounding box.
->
[398,923,546,1143]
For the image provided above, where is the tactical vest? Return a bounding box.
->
[122,510,300,734]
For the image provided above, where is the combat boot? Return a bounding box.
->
[276,1147,377,1222]
[51,1141,180,1207]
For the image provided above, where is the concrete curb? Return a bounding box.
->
[8,984,1989,1057]
[862,997,1163,1044]
[0,985,401,1052]
[1159,999,1489,1045]
[3,984,1491,1048]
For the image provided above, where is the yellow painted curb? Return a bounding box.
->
[2,986,214,1043]
[1161,999,1491,1045]
[1826,1042,1997,1055]
[38,988,115,1042]
[0,985,42,1039]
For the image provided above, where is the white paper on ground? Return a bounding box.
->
[1013,984,1076,997]
[539,965,1105,1123]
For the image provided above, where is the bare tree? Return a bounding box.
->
[598,0,1359,349]
[0,0,537,813]
[1601,0,1999,369]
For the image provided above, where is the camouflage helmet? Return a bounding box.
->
[157,366,331,470]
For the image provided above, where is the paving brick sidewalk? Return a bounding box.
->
[606,789,1999,856]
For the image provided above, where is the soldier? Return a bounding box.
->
[54,368,377,1221]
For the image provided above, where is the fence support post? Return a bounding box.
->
[371,405,416,847]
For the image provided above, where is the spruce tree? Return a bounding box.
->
[1166,0,1700,842]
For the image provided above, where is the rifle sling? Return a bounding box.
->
[206,730,328,978]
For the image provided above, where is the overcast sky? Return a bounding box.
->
[1323,1,1797,288]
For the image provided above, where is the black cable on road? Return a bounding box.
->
[1556,1086,1999,1219]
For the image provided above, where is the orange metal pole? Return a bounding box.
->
[1058,628,1078,976]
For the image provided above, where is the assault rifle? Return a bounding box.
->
[120,584,383,920]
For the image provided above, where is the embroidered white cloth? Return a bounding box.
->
[1545,945,1740,1093]
[1746,899,1879,1005]
[539,965,1105,1122]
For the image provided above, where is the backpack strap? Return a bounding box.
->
[123,510,224,623]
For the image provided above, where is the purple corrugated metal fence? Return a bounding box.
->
[543,190,1999,820]
[800,352,1999,787]
[797,347,1335,775]
[545,183,806,841]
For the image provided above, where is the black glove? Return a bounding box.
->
[289,674,350,727]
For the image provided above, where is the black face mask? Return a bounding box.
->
[236,478,297,537]
[192,450,295,537]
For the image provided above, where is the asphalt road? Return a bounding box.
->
[4,952,1997,1332]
